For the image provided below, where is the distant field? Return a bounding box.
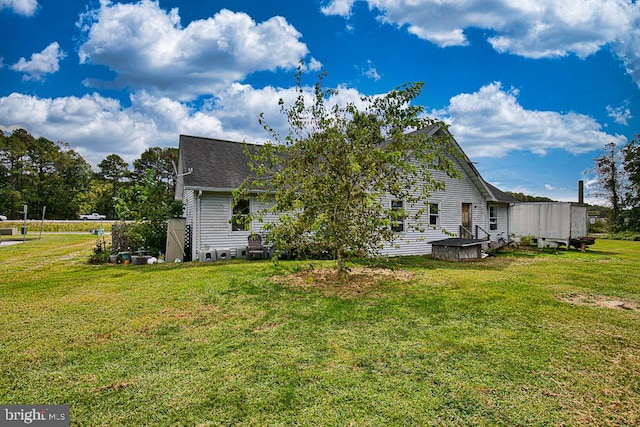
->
[1,220,114,234]
[0,235,638,426]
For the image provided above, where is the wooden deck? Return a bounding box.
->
[430,238,487,261]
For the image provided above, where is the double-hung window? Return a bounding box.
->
[231,199,250,231]
[391,200,404,233]
[428,203,439,227]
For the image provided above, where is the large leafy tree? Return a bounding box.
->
[0,129,31,218]
[96,154,129,219]
[622,134,640,231]
[0,129,91,219]
[111,148,181,255]
[237,71,460,275]
[132,147,177,185]
[594,142,626,231]
[113,169,182,255]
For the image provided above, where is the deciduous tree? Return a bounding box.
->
[594,142,626,231]
[622,134,640,230]
[236,70,460,276]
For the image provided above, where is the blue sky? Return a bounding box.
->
[1,0,639,203]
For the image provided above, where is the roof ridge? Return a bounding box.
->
[179,134,262,146]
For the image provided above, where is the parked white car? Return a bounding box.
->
[0,215,7,221]
[79,213,106,220]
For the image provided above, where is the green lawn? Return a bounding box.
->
[1,235,639,426]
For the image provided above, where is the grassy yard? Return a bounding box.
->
[1,235,639,426]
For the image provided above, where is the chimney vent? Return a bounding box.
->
[578,180,584,204]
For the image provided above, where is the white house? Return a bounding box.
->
[173,128,516,261]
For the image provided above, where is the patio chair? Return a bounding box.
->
[247,234,265,259]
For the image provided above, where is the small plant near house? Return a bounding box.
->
[87,238,110,264]
[519,234,535,247]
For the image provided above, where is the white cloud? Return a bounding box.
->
[362,60,381,81]
[613,24,640,88]
[77,0,312,101]
[321,0,355,17]
[0,83,369,165]
[433,82,627,158]
[606,104,633,126]
[0,0,38,16]
[0,92,159,164]
[321,0,640,85]
[10,42,65,81]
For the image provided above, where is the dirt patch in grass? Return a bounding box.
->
[272,266,414,297]
[557,293,637,310]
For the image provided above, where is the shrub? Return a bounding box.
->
[87,239,110,264]
[111,220,166,256]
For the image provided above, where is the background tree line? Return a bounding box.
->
[593,134,640,232]
[0,129,181,226]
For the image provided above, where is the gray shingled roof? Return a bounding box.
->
[177,133,515,203]
[178,134,256,190]
[484,181,519,203]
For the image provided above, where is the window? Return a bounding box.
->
[391,200,404,233]
[489,206,498,230]
[232,199,250,231]
[429,203,439,227]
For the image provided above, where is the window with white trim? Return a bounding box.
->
[489,206,498,231]
[429,203,439,227]
[231,199,250,231]
[391,200,404,233]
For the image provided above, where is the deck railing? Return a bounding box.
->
[475,225,491,241]
[459,225,491,240]
[459,225,474,239]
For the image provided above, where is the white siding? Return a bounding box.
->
[186,165,494,257]
[183,189,195,227]
[381,167,488,256]
[195,193,278,256]
[182,189,196,261]
[485,203,509,242]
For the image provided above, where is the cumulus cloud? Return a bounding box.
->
[0,83,369,165]
[321,0,356,17]
[433,82,627,158]
[606,104,633,126]
[0,0,38,16]
[613,24,640,88]
[11,42,65,81]
[0,92,161,164]
[321,0,640,85]
[77,0,315,100]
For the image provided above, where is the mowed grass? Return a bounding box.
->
[1,235,639,426]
